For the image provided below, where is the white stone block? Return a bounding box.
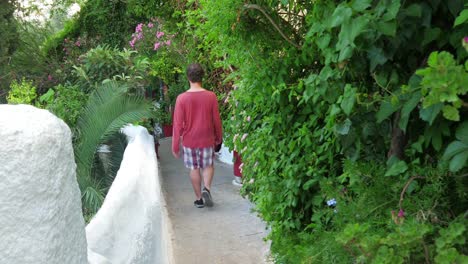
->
[0,104,87,264]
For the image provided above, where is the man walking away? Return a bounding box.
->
[172,63,223,208]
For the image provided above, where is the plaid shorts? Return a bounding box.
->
[182,146,214,169]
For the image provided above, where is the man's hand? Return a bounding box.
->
[172,149,180,159]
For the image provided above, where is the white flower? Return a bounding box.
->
[326,198,337,207]
[241,133,248,142]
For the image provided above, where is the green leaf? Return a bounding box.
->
[455,121,468,143]
[339,46,354,61]
[448,0,464,17]
[39,88,55,104]
[422,27,441,46]
[404,4,422,17]
[454,9,468,26]
[337,16,369,50]
[385,160,408,177]
[303,178,318,190]
[443,141,468,160]
[427,52,439,67]
[399,92,421,132]
[449,150,468,172]
[368,46,388,70]
[442,105,460,121]
[341,85,357,116]
[352,0,372,12]
[335,118,352,135]
[377,101,399,123]
[382,1,401,21]
[419,103,443,125]
[330,5,353,27]
[376,21,397,36]
[316,34,331,50]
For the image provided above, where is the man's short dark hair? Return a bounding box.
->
[186,63,204,83]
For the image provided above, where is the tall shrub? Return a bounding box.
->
[182,0,468,262]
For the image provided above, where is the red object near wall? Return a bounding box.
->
[163,124,173,137]
[233,151,242,177]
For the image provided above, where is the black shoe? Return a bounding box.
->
[202,187,213,207]
[194,198,204,208]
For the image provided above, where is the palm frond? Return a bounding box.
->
[75,80,153,213]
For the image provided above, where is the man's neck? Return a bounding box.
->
[188,82,204,91]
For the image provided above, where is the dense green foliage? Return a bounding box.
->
[176,0,468,262]
[0,0,19,101]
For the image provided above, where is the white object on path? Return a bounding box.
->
[216,143,233,165]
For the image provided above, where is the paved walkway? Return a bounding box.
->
[158,138,270,264]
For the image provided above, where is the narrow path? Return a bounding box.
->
[158,138,270,264]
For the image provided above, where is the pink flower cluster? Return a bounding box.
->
[129,21,173,52]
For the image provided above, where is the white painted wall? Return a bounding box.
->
[86,125,174,264]
[0,105,172,264]
[0,104,88,264]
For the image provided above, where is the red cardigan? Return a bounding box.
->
[172,90,222,154]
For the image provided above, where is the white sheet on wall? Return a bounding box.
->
[217,144,234,165]
[86,125,172,264]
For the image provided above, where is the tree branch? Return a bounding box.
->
[399,176,425,209]
[243,4,300,49]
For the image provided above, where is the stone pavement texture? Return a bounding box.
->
[158,138,271,264]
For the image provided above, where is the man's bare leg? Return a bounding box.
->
[189,169,202,199]
[201,165,214,190]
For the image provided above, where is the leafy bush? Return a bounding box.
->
[7,78,37,104]
[72,45,150,92]
[180,0,468,262]
[40,83,88,130]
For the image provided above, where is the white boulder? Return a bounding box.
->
[0,104,87,264]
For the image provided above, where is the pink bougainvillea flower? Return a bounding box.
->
[398,209,405,218]
[75,40,81,47]
[154,42,161,50]
[135,23,143,33]
[165,40,171,46]
[136,32,143,40]
[148,22,154,28]
[47,74,53,81]
[156,31,165,38]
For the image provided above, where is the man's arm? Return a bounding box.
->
[172,96,184,158]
